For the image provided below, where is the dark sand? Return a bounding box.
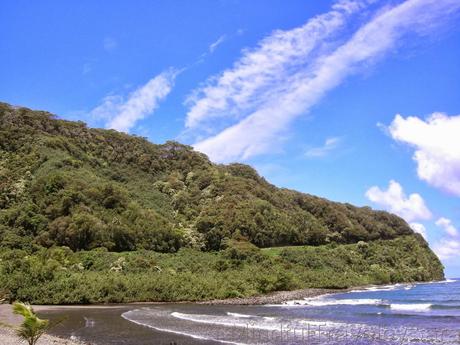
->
[0,287,341,345]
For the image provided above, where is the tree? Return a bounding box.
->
[13,302,49,345]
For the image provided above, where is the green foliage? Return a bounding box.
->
[13,302,49,345]
[0,103,445,304]
[0,237,444,304]
[0,102,421,252]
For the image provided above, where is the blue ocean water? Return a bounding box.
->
[121,279,460,345]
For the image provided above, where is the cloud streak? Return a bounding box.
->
[305,137,341,158]
[91,69,177,133]
[186,0,460,163]
[209,35,226,53]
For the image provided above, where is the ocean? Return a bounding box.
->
[44,279,460,345]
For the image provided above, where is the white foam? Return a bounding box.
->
[443,279,457,283]
[170,311,341,331]
[366,284,400,291]
[226,312,255,318]
[415,279,457,286]
[277,298,384,307]
[299,320,343,327]
[348,284,402,293]
[171,312,280,331]
[390,303,432,312]
[263,316,276,321]
[122,310,247,345]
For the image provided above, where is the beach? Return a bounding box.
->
[2,282,458,345]
[0,287,336,345]
[0,304,88,345]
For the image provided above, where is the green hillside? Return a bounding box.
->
[0,103,444,304]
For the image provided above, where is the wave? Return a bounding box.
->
[171,311,342,330]
[171,311,282,331]
[226,312,256,318]
[416,279,458,286]
[349,283,414,293]
[276,298,385,307]
[442,279,457,283]
[122,310,247,345]
[390,303,432,312]
[365,284,399,292]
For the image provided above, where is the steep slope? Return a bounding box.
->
[0,103,419,251]
[0,103,444,303]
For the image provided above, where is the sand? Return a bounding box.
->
[0,287,341,344]
[0,304,87,345]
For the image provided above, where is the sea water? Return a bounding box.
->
[46,279,460,345]
[122,279,460,344]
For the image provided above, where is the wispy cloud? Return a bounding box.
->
[434,238,460,261]
[103,37,118,52]
[365,180,432,223]
[91,69,177,132]
[305,137,341,158]
[185,0,460,163]
[433,218,460,261]
[435,217,459,237]
[209,35,226,53]
[388,112,460,196]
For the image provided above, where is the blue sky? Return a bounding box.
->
[1,0,460,276]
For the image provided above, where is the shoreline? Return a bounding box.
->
[0,280,452,344]
[2,280,439,313]
[197,287,342,305]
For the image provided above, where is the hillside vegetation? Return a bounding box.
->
[0,103,444,304]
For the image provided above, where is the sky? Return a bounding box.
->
[1,0,460,277]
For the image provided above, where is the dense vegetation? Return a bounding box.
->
[0,237,443,304]
[0,103,444,304]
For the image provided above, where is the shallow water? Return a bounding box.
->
[43,279,460,345]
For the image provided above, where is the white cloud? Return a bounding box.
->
[186,0,363,129]
[91,69,177,133]
[435,217,459,237]
[409,222,427,239]
[209,35,226,53]
[388,113,460,196]
[365,180,432,222]
[305,137,341,158]
[187,0,460,163]
[433,218,460,261]
[433,238,460,261]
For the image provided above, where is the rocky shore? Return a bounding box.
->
[199,287,341,305]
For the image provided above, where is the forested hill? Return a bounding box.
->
[0,102,445,304]
[0,102,419,252]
